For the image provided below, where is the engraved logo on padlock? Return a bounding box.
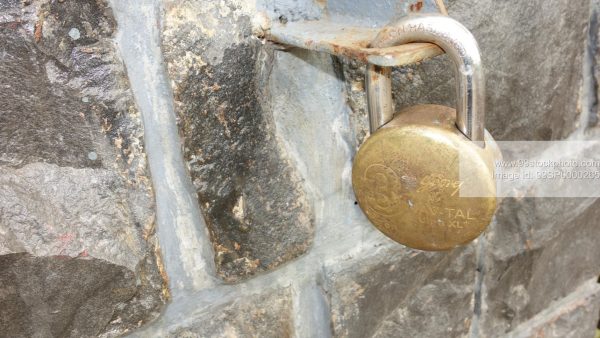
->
[352,14,501,251]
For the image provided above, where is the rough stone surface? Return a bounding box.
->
[0,0,165,336]
[592,0,600,127]
[325,245,476,338]
[452,0,589,140]
[506,280,600,338]
[167,289,293,338]
[487,197,598,259]
[1,253,138,338]
[480,198,600,336]
[342,0,590,142]
[161,0,314,282]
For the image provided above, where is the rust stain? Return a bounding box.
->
[330,43,368,62]
[313,0,327,14]
[58,232,75,244]
[34,12,45,43]
[154,241,171,301]
[34,21,43,42]
[410,0,424,12]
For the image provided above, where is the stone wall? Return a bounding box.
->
[0,1,167,337]
[0,0,599,337]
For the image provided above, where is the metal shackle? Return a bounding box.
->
[366,14,485,142]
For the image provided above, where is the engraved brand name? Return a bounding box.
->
[445,208,476,220]
[395,23,428,34]
[417,175,463,197]
[385,23,467,59]
[384,23,432,43]
[418,208,476,229]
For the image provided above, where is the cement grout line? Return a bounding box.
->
[291,276,333,338]
[108,0,218,297]
[469,234,488,338]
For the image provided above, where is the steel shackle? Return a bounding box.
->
[366,14,485,142]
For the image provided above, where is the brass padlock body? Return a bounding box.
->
[352,104,499,251]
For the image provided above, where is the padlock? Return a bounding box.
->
[352,14,501,251]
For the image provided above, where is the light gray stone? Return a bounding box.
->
[450,0,589,140]
[0,163,150,269]
[167,289,293,338]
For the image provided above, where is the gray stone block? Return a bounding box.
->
[325,244,476,338]
[0,253,137,338]
[167,289,293,338]
[449,0,589,140]
[161,0,314,282]
[506,279,600,338]
[481,198,600,336]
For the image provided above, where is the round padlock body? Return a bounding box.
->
[352,104,499,251]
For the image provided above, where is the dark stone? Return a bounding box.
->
[336,57,370,149]
[162,0,314,282]
[0,163,167,336]
[0,26,98,168]
[325,245,476,338]
[0,253,136,338]
[481,198,600,335]
[508,282,600,338]
[0,0,147,175]
[34,0,115,65]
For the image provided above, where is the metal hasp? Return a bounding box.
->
[257,12,483,141]
[262,19,444,67]
[256,12,444,133]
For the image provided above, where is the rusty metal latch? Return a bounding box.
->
[253,13,445,67]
